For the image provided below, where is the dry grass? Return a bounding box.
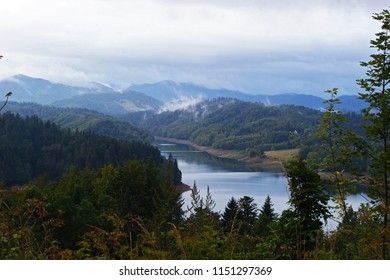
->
[265,149,299,160]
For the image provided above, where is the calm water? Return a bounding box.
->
[157,141,367,230]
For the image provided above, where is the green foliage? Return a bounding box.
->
[6,102,154,143]
[253,196,278,237]
[137,99,321,154]
[0,113,167,187]
[284,158,330,259]
[356,8,390,259]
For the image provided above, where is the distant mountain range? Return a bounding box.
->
[0,75,161,115]
[0,74,368,114]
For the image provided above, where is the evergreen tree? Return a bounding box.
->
[253,196,277,237]
[356,8,390,259]
[221,197,241,232]
[259,195,278,222]
[285,158,330,259]
[238,196,258,233]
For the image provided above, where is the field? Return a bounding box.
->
[264,149,299,161]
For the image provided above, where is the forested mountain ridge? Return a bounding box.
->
[131,98,323,156]
[0,75,368,116]
[0,112,180,187]
[5,102,154,143]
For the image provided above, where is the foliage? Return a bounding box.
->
[134,98,322,155]
[0,113,172,187]
[6,102,154,143]
[284,158,330,259]
[356,8,390,259]
[3,8,390,261]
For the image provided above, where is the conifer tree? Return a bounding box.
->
[221,197,241,232]
[259,195,278,222]
[357,8,390,259]
[285,158,330,258]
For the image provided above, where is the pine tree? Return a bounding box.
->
[239,196,258,231]
[253,195,278,237]
[221,197,241,232]
[259,195,278,222]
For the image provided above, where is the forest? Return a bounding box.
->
[0,8,389,260]
[6,102,154,143]
[0,112,179,186]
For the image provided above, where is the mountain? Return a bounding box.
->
[0,75,162,115]
[5,102,154,143]
[0,112,169,187]
[1,74,367,114]
[135,98,323,154]
[129,80,260,104]
[338,95,369,112]
[0,74,103,104]
[52,89,162,115]
[129,80,363,112]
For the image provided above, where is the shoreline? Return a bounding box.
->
[155,136,284,172]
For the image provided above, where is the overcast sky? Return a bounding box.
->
[0,0,389,95]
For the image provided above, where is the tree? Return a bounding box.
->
[356,8,390,259]
[238,196,258,233]
[259,195,278,222]
[285,158,330,259]
[221,197,241,232]
[317,88,362,256]
[187,183,218,228]
[253,195,278,237]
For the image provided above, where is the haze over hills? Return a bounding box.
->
[52,89,162,115]
[0,74,112,104]
[0,75,162,114]
[0,74,368,114]
[129,80,367,112]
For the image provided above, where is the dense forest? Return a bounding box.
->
[6,102,154,143]
[127,98,364,158]
[128,98,319,156]
[0,113,180,186]
[0,7,390,260]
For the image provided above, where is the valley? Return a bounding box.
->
[155,136,290,172]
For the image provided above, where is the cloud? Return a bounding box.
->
[0,0,389,94]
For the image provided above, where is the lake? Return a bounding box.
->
[156,140,368,230]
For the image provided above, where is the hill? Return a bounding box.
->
[5,102,154,143]
[52,89,162,115]
[133,98,323,156]
[0,74,111,104]
[0,75,162,114]
[0,112,180,187]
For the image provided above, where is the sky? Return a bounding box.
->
[0,0,389,96]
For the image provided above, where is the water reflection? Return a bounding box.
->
[156,140,368,231]
[156,141,290,215]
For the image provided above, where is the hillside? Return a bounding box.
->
[0,75,162,114]
[0,112,179,187]
[5,102,154,143]
[1,75,367,116]
[52,89,162,115]
[133,98,322,156]
[0,74,111,104]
